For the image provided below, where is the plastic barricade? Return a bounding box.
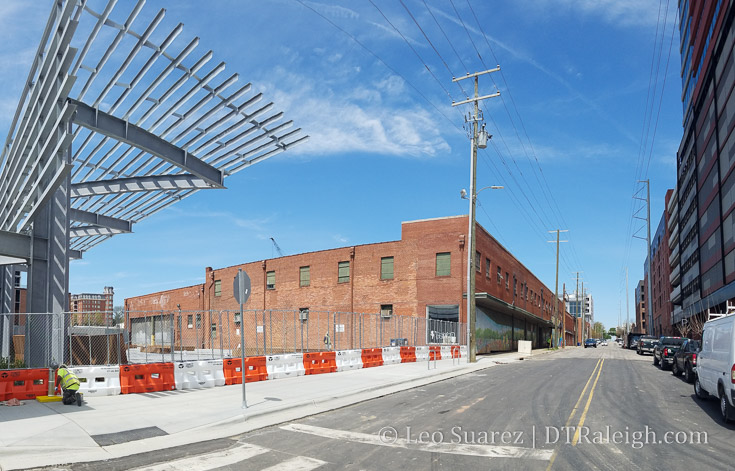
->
[224,357,268,385]
[429,346,442,361]
[415,346,429,361]
[381,346,401,365]
[441,346,452,359]
[266,353,305,379]
[361,348,384,368]
[174,360,225,390]
[460,345,468,358]
[400,346,416,363]
[120,363,175,394]
[0,368,49,401]
[336,350,363,372]
[71,366,121,397]
[451,345,461,359]
[303,352,337,375]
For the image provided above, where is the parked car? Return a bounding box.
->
[601,340,608,346]
[584,338,597,348]
[694,314,735,423]
[653,337,687,369]
[672,339,700,383]
[637,336,658,355]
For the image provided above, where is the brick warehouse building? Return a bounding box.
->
[125,216,576,352]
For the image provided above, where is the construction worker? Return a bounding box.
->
[54,364,82,406]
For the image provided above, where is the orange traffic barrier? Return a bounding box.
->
[223,356,268,385]
[400,346,416,363]
[303,352,337,375]
[429,346,442,361]
[361,348,384,368]
[120,363,175,394]
[451,346,460,359]
[0,368,48,401]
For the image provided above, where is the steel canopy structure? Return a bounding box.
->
[0,0,307,366]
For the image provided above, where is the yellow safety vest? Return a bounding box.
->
[57,368,80,391]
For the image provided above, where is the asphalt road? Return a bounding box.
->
[49,345,735,470]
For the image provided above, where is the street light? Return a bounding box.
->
[461,184,503,363]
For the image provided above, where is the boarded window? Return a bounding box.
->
[300,266,310,287]
[381,256,394,280]
[436,252,451,276]
[338,261,350,283]
[475,251,481,272]
[485,258,491,278]
[266,271,275,290]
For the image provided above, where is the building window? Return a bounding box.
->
[497,266,502,284]
[513,276,517,297]
[381,256,394,280]
[338,261,350,283]
[475,251,481,272]
[266,271,276,290]
[187,315,193,328]
[380,304,393,318]
[196,314,201,329]
[436,252,451,277]
[485,258,490,278]
[214,280,221,297]
[211,322,217,339]
[505,272,509,290]
[299,307,309,321]
[300,266,310,287]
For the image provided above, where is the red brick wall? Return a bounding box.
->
[126,215,567,349]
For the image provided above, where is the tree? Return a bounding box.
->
[113,306,125,326]
[592,322,605,339]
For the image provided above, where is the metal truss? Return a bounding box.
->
[0,0,308,256]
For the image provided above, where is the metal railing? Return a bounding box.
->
[0,310,466,368]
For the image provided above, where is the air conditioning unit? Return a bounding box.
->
[299,310,309,321]
[381,311,392,319]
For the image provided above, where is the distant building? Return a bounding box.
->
[650,189,675,337]
[635,280,646,333]
[566,291,593,341]
[70,287,114,325]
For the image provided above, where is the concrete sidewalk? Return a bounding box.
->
[0,348,560,470]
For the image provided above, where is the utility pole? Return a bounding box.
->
[452,67,500,363]
[626,267,630,340]
[548,230,568,348]
[633,180,652,335]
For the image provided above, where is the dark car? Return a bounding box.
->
[672,339,700,383]
[637,336,658,355]
[654,337,687,369]
[584,338,597,348]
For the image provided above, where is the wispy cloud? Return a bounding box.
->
[261,71,451,158]
[536,0,669,28]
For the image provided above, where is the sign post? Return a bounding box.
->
[233,269,251,409]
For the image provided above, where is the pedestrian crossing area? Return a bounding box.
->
[125,442,326,471]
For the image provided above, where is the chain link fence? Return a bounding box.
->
[0,310,465,368]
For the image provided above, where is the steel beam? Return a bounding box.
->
[70,208,133,232]
[69,226,129,238]
[69,99,225,187]
[0,230,47,262]
[70,174,219,197]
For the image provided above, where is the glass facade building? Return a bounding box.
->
[674,0,735,323]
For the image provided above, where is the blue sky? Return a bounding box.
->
[0,0,682,331]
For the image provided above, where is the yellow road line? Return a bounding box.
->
[546,357,603,471]
[564,358,602,428]
[571,359,604,446]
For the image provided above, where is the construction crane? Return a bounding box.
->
[270,237,284,257]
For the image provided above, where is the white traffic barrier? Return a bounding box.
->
[382,346,401,365]
[266,353,305,379]
[70,366,121,397]
[460,345,468,358]
[518,340,532,355]
[441,346,453,358]
[336,349,363,372]
[174,360,225,390]
[415,346,429,361]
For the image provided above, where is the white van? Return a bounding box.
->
[694,314,735,422]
